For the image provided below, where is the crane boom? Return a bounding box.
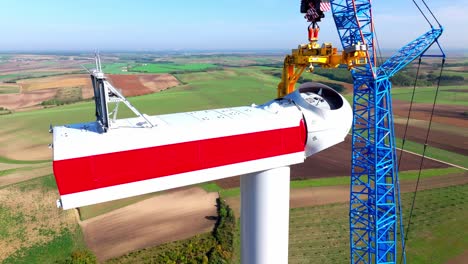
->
[378,28,443,78]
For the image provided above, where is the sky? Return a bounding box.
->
[0,0,466,51]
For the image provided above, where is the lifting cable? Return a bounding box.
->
[395,56,422,264]
[421,0,442,28]
[397,2,445,262]
[412,0,433,27]
[412,0,442,28]
[398,55,446,263]
[396,57,422,169]
[373,24,384,67]
[393,58,425,264]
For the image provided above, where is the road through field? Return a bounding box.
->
[398,147,468,171]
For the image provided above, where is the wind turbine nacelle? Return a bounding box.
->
[285,82,352,157]
[258,83,352,158]
[52,82,351,209]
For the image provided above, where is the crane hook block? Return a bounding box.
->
[308,24,320,42]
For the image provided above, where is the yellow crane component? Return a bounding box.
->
[277,41,368,98]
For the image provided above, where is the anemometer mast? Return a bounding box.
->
[90,54,153,132]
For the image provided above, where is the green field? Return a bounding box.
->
[289,184,468,264]
[393,117,466,137]
[0,165,46,178]
[0,73,24,81]
[100,63,133,74]
[0,71,72,81]
[392,85,468,106]
[106,233,216,263]
[83,63,134,74]
[130,62,218,73]
[168,55,282,67]
[444,70,468,78]
[0,156,50,165]
[0,85,19,94]
[3,228,87,264]
[396,138,468,168]
[201,167,464,198]
[0,174,87,263]
[102,182,468,264]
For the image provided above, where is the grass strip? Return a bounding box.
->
[212,167,464,198]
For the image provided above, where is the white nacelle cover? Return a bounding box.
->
[261,82,352,157]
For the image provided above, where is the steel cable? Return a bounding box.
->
[412,0,433,27]
[400,57,446,263]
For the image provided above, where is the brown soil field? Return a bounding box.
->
[0,142,50,161]
[445,89,468,93]
[341,82,353,93]
[393,100,468,128]
[0,74,180,111]
[0,124,52,161]
[81,187,218,262]
[0,59,83,75]
[107,74,179,97]
[215,136,450,189]
[0,74,92,110]
[394,123,468,155]
[226,172,468,216]
[446,250,468,264]
[444,66,467,72]
[107,75,151,96]
[18,74,91,92]
[140,74,180,91]
[0,88,57,110]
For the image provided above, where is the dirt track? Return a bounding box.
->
[80,188,218,262]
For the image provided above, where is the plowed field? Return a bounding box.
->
[107,74,179,97]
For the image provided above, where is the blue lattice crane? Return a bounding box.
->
[280,1,444,263]
[329,1,444,263]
